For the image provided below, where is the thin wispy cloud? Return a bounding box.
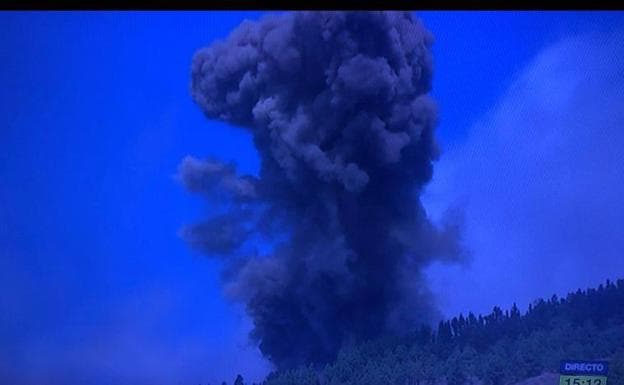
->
[424,31,624,318]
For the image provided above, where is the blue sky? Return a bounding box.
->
[1,11,623,385]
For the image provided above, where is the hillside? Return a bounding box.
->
[510,372,559,385]
[250,279,624,385]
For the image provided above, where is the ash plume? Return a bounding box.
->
[180,11,462,370]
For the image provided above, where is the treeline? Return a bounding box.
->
[238,279,624,385]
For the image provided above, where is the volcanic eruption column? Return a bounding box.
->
[179,11,462,370]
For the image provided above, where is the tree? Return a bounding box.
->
[265,279,624,385]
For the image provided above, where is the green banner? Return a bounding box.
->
[559,375,607,385]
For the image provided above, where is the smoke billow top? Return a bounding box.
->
[179,11,462,370]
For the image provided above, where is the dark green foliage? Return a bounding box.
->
[234,374,245,385]
[263,279,624,385]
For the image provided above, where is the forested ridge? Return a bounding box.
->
[227,279,624,385]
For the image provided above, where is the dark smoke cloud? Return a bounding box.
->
[180,11,462,370]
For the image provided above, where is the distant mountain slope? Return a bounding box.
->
[259,279,624,385]
[510,372,559,385]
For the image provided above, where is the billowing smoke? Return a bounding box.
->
[179,11,462,370]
